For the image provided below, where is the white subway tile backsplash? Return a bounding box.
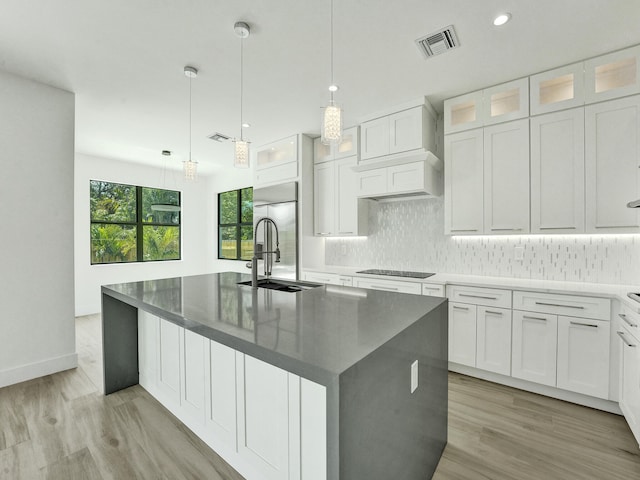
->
[325,198,640,285]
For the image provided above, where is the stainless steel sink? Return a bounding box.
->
[237,279,322,293]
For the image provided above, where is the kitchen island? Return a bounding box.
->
[102,272,448,480]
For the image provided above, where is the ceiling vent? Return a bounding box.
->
[415,25,460,59]
[208,132,231,142]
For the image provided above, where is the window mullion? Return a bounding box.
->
[136,186,143,262]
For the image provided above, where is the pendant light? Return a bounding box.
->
[183,65,198,181]
[151,150,181,212]
[233,22,251,168]
[320,0,343,146]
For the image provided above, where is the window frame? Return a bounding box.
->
[218,187,253,261]
[90,180,182,265]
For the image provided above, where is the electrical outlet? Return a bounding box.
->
[411,360,419,393]
[514,246,524,261]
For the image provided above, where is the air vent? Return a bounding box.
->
[415,25,460,59]
[208,132,231,142]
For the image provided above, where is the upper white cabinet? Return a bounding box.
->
[313,162,334,236]
[314,126,359,164]
[530,108,585,234]
[585,95,640,233]
[483,119,530,234]
[530,62,585,115]
[444,129,484,234]
[254,135,298,186]
[585,45,640,104]
[444,79,528,133]
[361,106,431,161]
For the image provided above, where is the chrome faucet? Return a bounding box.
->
[250,217,281,288]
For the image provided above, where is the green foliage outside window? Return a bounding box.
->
[219,187,253,260]
[90,180,181,264]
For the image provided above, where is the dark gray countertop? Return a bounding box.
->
[102,272,446,384]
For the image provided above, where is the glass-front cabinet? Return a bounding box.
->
[482,78,529,126]
[530,62,585,115]
[585,45,640,104]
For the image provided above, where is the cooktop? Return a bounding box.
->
[356,269,436,279]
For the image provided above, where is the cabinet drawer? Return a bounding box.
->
[447,285,511,308]
[619,302,640,335]
[513,291,610,320]
[422,283,445,297]
[354,277,422,295]
[338,276,353,287]
[302,271,340,285]
[357,168,387,196]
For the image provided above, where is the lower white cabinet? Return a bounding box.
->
[302,270,353,286]
[422,283,445,297]
[137,311,327,480]
[512,310,558,387]
[354,277,422,295]
[619,317,640,445]
[476,307,512,376]
[448,303,477,367]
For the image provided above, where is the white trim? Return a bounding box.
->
[0,353,78,388]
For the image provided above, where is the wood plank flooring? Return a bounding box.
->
[1,313,639,479]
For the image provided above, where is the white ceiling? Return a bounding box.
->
[3,0,640,175]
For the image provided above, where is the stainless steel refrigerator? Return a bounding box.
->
[252,181,298,281]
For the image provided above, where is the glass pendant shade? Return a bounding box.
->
[321,100,343,146]
[234,140,250,168]
[183,159,198,181]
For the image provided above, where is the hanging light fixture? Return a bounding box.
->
[151,150,181,212]
[233,21,251,168]
[183,65,198,181]
[321,0,343,146]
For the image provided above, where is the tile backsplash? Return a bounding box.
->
[325,198,640,285]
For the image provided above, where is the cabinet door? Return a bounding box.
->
[530,62,585,116]
[335,156,361,235]
[483,78,529,126]
[181,329,206,424]
[444,129,484,234]
[512,311,557,386]
[206,341,238,449]
[557,317,610,399]
[313,136,333,164]
[302,271,340,285]
[361,116,390,160]
[237,354,290,480]
[157,318,182,405]
[313,162,335,236]
[357,168,387,197]
[619,329,640,443]
[354,277,422,295]
[448,303,477,367]
[338,275,353,286]
[387,161,424,194]
[444,90,484,133]
[585,45,640,104]
[334,126,359,159]
[476,307,512,376]
[530,108,585,233]
[585,96,640,233]
[422,284,445,297]
[255,135,298,170]
[483,119,530,234]
[138,310,159,391]
[389,106,424,154]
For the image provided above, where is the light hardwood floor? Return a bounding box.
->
[1,314,639,479]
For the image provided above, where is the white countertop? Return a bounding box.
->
[303,265,640,314]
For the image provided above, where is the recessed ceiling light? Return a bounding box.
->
[493,13,511,26]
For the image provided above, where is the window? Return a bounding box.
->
[90,180,181,264]
[218,187,253,260]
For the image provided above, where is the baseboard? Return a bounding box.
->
[0,352,78,388]
[75,304,100,317]
[449,363,622,415]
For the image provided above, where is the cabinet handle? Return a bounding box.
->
[451,229,479,233]
[523,315,547,321]
[338,231,354,235]
[453,305,469,311]
[459,293,498,300]
[491,228,523,231]
[485,310,503,315]
[534,301,584,309]
[570,321,598,328]
[619,313,639,328]
[370,285,399,291]
[424,286,441,290]
[316,232,331,236]
[617,331,636,347]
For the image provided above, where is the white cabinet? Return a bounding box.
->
[476,307,512,376]
[138,310,159,390]
[530,62,585,116]
[585,45,640,104]
[314,156,368,236]
[512,310,558,386]
[254,135,298,186]
[356,167,387,197]
[557,317,610,398]
[444,129,484,234]
[387,161,426,194]
[585,95,640,233]
[618,311,640,445]
[448,302,477,367]
[157,317,182,405]
[354,277,422,295]
[444,91,484,133]
[181,329,206,424]
[205,340,237,448]
[361,106,430,161]
[530,108,585,233]
[422,283,445,297]
[356,158,442,199]
[483,119,530,234]
[314,126,359,163]
[302,271,353,286]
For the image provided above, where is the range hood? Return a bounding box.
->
[628,199,640,208]
[352,150,443,200]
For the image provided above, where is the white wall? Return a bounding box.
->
[74,153,216,315]
[0,70,76,387]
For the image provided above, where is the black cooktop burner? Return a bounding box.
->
[356,269,436,279]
